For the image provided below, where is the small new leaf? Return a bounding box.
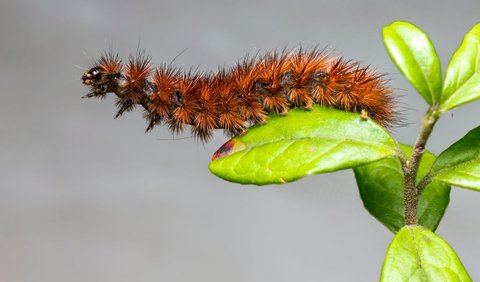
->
[354,144,450,233]
[381,226,471,281]
[439,23,480,113]
[209,106,396,185]
[432,126,480,191]
[383,21,442,105]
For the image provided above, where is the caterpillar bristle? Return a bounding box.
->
[81,47,399,141]
[230,55,267,125]
[282,48,328,109]
[98,52,122,74]
[113,51,153,119]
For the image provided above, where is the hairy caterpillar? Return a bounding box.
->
[81,48,397,141]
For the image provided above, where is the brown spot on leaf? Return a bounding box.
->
[211,139,246,160]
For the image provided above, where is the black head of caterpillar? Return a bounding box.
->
[81,48,399,142]
[82,66,103,85]
[82,53,123,99]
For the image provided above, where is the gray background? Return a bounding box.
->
[1,0,479,281]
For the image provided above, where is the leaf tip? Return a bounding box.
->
[211,139,246,160]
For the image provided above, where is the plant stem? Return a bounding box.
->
[403,108,439,225]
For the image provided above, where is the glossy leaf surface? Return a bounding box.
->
[439,24,480,112]
[432,126,480,191]
[381,226,471,281]
[383,21,442,105]
[354,144,450,233]
[209,106,396,185]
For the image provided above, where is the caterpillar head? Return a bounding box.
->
[82,66,105,86]
[82,65,122,98]
[82,53,123,98]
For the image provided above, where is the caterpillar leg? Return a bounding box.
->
[279,108,289,116]
[360,109,370,121]
[304,100,314,111]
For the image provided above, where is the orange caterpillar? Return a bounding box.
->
[82,48,397,141]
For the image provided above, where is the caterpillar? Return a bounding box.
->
[81,48,397,142]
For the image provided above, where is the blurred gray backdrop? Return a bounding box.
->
[1,0,479,281]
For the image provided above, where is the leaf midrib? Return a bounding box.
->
[227,135,395,157]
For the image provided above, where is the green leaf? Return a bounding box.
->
[432,126,480,191]
[383,21,442,105]
[381,226,471,281]
[439,24,480,113]
[209,105,396,185]
[354,144,450,233]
